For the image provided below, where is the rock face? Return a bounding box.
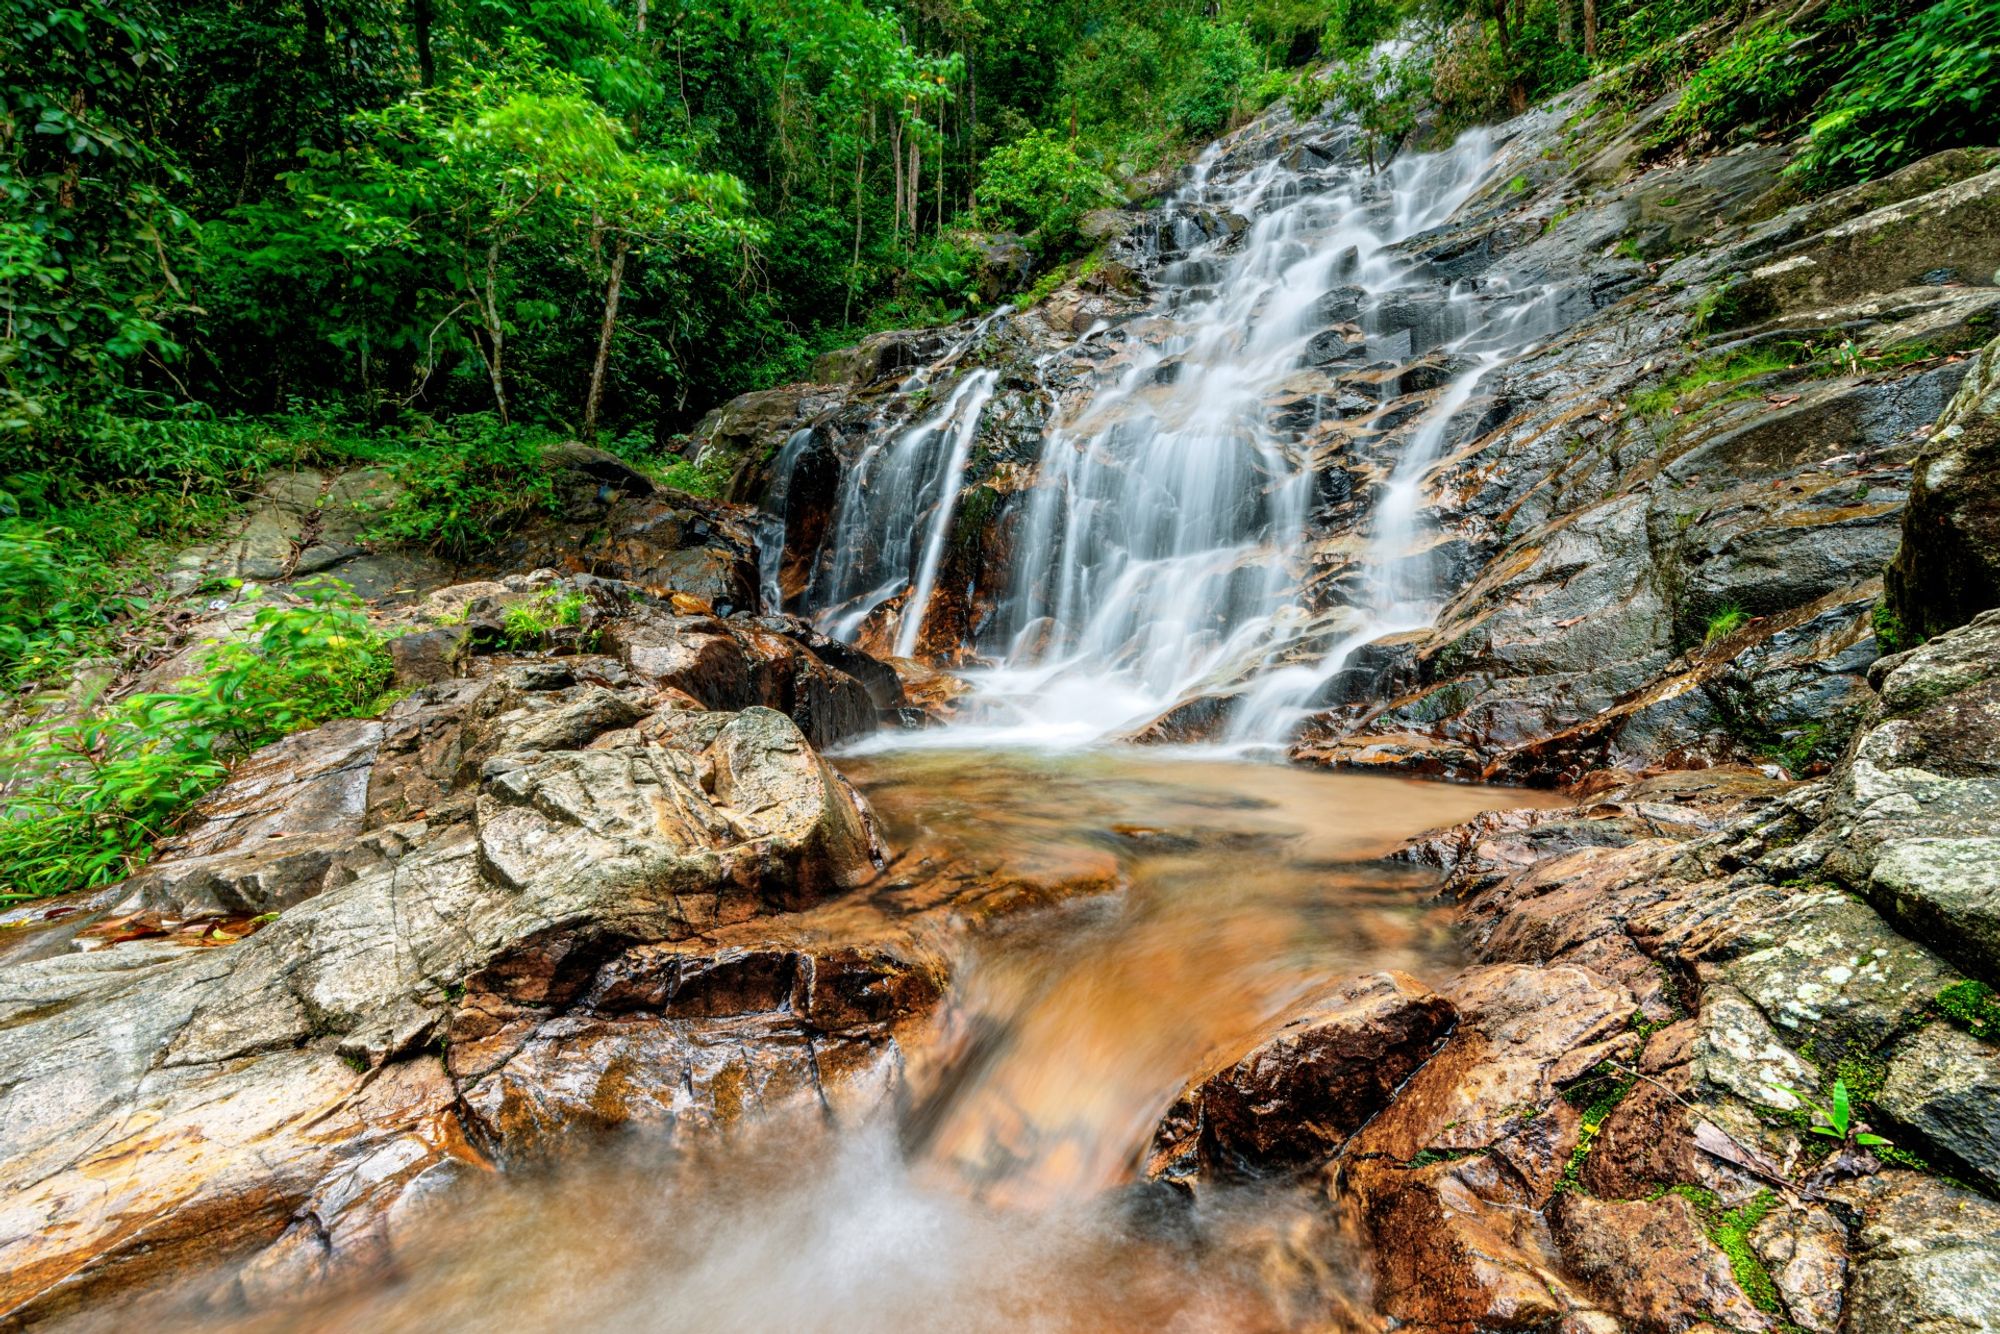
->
[1146,972,1455,1182]
[1888,329,2000,638]
[0,684,905,1325]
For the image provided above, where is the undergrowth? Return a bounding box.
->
[0,578,394,902]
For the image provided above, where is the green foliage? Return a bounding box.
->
[1656,23,1815,149]
[1935,980,2000,1041]
[0,578,391,901]
[1167,22,1260,139]
[1792,0,2000,188]
[0,411,355,683]
[0,0,193,420]
[651,448,736,501]
[1873,603,1915,653]
[1773,1077,1893,1148]
[1318,47,1430,168]
[1704,605,1749,645]
[497,588,589,649]
[367,416,560,560]
[1630,347,1802,419]
[975,131,1114,256]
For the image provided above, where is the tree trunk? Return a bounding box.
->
[1584,0,1598,58]
[909,135,921,236]
[413,0,434,86]
[846,129,866,324]
[584,237,628,436]
[480,240,509,425]
[1491,0,1529,114]
[1557,0,1573,46]
[890,119,904,246]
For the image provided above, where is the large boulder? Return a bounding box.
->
[1145,971,1455,1182]
[1887,330,2000,638]
[0,702,893,1325]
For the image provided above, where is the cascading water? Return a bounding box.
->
[788,114,1573,750]
[807,367,1000,646]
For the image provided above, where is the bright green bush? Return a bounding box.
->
[1657,23,1814,147]
[973,131,1113,256]
[1167,22,1260,138]
[0,578,392,901]
[1791,0,2000,187]
[367,415,561,560]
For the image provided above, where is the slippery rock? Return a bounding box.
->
[1876,1023,2000,1192]
[0,702,888,1324]
[1552,1192,1774,1333]
[1888,329,2000,638]
[1838,1171,2000,1334]
[1146,971,1454,1182]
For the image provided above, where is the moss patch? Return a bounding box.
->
[1934,980,2000,1044]
[1671,1186,1784,1314]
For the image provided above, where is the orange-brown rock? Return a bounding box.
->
[1147,972,1455,1182]
[1552,1192,1776,1332]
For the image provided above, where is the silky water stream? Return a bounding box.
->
[136,752,1556,1334]
[123,113,1580,1334]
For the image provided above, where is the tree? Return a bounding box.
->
[280,43,758,423]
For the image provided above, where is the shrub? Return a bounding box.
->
[0,578,392,900]
[1167,21,1260,138]
[368,414,561,559]
[1704,604,1750,645]
[1656,24,1816,148]
[1791,0,2000,187]
[974,131,1113,256]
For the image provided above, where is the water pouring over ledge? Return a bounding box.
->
[780,118,1568,751]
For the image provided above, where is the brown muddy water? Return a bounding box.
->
[104,749,1559,1334]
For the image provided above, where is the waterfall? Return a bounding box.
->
[808,366,999,648]
[788,114,1574,749]
[756,427,815,614]
[959,127,1524,744]
[896,369,998,658]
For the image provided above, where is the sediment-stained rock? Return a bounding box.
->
[1146,971,1455,1182]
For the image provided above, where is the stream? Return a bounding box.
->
[84,88,1585,1334]
[137,748,1554,1334]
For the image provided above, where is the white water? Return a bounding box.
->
[795,117,1569,750]
[807,364,1001,645]
[896,369,999,657]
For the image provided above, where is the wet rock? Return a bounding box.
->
[389,625,467,686]
[1888,329,2000,637]
[810,329,952,387]
[1876,1023,2000,1192]
[601,607,880,748]
[970,232,1036,302]
[1837,1171,2000,1334]
[1146,972,1455,1182]
[1749,1204,1847,1334]
[0,701,890,1322]
[1356,1151,1582,1330]
[449,939,943,1163]
[1552,1192,1774,1333]
[1712,168,2000,331]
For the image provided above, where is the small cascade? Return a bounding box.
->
[809,364,999,646]
[1225,276,1568,744]
[756,427,815,614]
[895,369,999,657]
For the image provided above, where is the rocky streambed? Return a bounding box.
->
[7,63,2000,1334]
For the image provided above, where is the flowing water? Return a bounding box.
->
[132,751,1556,1334]
[777,116,1579,749]
[101,108,1589,1334]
